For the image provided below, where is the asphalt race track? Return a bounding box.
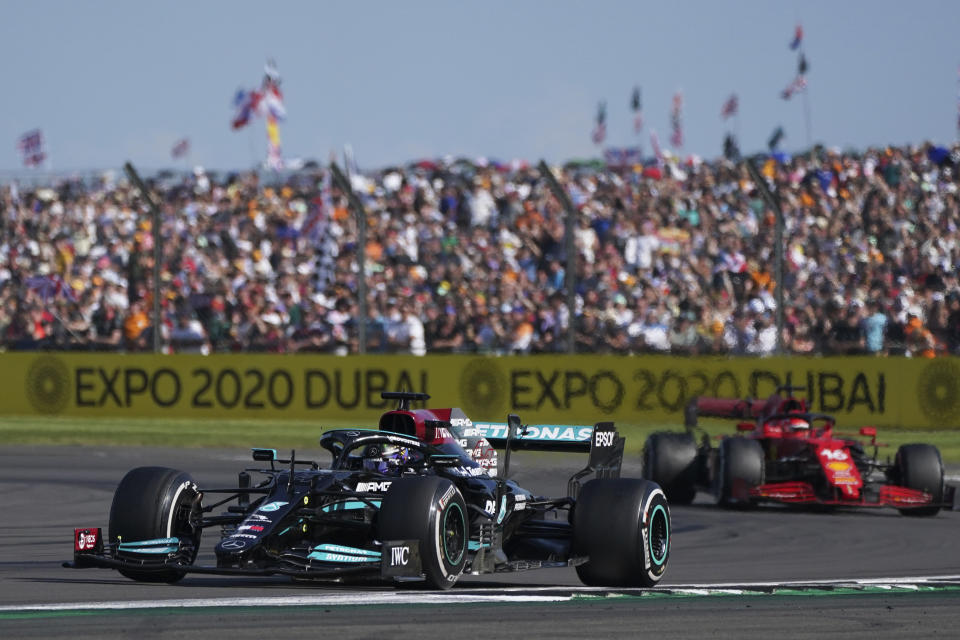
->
[2,445,959,639]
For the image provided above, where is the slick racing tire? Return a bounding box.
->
[378,476,468,590]
[643,432,698,505]
[895,444,944,517]
[715,437,763,508]
[572,478,669,587]
[108,466,201,583]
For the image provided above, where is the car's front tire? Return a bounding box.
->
[378,476,468,589]
[108,466,201,583]
[715,437,763,508]
[895,444,943,517]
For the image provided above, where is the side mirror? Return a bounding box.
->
[252,448,277,462]
[736,422,756,432]
[859,426,876,437]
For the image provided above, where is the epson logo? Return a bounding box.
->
[390,545,410,566]
[594,431,616,447]
[355,481,393,493]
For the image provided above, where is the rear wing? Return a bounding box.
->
[684,396,773,430]
[476,416,623,498]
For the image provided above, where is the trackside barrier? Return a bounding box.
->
[5,353,960,429]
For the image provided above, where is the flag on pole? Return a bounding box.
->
[231,89,261,129]
[790,24,803,50]
[798,54,809,75]
[781,74,807,100]
[591,101,607,145]
[266,114,283,170]
[259,60,286,121]
[670,92,683,148]
[650,130,664,167]
[721,93,738,119]
[16,129,46,167]
[768,126,785,151]
[171,138,190,159]
[631,86,643,133]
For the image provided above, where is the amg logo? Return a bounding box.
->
[355,481,393,493]
[594,431,616,447]
[390,545,410,566]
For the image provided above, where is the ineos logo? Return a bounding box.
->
[594,431,616,447]
[390,546,410,566]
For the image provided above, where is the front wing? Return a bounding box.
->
[747,482,957,510]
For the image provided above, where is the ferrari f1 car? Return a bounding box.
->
[67,392,670,589]
[642,386,954,516]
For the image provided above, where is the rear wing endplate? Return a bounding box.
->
[477,416,623,497]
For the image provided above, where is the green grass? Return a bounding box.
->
[2,415,959,464]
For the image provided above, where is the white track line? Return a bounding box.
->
[2,576,959,613]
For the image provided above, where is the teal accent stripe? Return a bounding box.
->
[313,544,381,558]
[649,504,668,566]
[307,551,379,563]
[118,538,180,554]
[118,537,178,546]
[321,500,381,512]
[468,541,491,551]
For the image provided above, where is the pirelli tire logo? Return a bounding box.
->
[26,355,71,415]
[917,360,960,426]
[458,358,507,418]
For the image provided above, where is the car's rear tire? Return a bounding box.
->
[715,437,763,508]
[573,478,669,587]
[895,444,943,517]
[643,432,698,504]
[108,466,201,583]
[378,476,468,590]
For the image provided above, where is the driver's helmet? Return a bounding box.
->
[362,443,409,475]
[785,417,810,431]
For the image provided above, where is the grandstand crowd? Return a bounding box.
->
[2,142,959,357]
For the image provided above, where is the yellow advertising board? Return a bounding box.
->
[5,352,960,429]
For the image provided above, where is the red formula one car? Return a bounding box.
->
[643,386,953,516]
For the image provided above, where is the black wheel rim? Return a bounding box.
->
[442,503,466,566]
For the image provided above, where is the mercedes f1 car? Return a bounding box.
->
[643,386,954,516]
[68,392,670,589]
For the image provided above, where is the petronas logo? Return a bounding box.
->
[25,356,70,415]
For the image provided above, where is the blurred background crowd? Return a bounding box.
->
[2,142,959,357]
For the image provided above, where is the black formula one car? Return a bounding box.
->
[643,386,955,516]
[68,392,670,589]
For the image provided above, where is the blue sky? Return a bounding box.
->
[2,1,959,173]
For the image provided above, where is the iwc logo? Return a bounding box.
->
[25,356,70,415]
[917,360,960,425]
[458,358,507,418]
